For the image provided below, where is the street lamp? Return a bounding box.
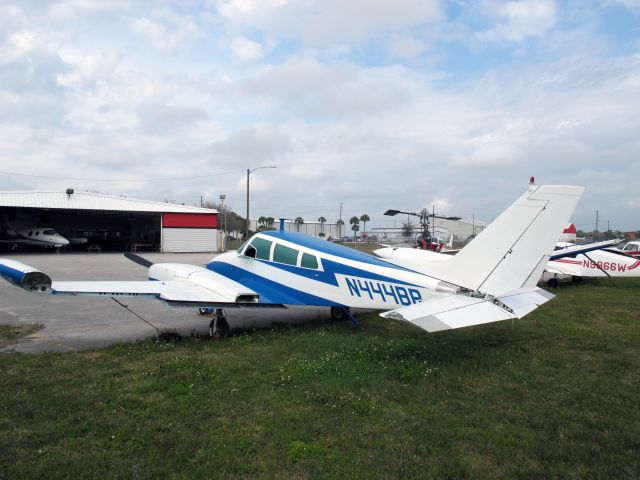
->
[246,166,276,238]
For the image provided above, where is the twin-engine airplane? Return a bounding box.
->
[0,184,584,338]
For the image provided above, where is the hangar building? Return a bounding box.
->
[0,190,219,253]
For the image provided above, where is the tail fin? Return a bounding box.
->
[435,185,584,296]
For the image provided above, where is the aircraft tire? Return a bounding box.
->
[209,317,230,340]
[330,306,347,321]
[547,278,559,289]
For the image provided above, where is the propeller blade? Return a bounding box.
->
[124,252,154,268]
[384,209,418,216]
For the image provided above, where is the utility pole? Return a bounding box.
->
[219,194,226,251]
[200,195,203,208]
[339,202,343,237]
[246,168,250,237]
[595,210,599,232]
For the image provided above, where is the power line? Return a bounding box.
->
[0,169,244,182]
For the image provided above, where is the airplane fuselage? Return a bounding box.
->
[2,228,70,248]
[205,231,447,310]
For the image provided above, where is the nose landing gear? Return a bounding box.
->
[198,307,230,340]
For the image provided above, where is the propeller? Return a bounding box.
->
[384,209,460,221]
[124,252,154,268]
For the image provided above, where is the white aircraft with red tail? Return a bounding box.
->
[543,240,640,287]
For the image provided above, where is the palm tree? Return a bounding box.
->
[266,217,275,229]
[294,217,304,232]
[336,219,344,238]
[402,221,414,238]
[359,214,370,239]
[318,216,326,237]
[257,216,266,231]
[349,216,360,243]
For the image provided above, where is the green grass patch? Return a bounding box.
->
[1,279,639,478]
[0,323,43,349]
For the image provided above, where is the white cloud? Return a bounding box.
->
[130,11,203,51]
[216,0,442,45]
[230,36,264,61]
[475,0,558,42]
[385,34,430,59]
[451,142,525,167]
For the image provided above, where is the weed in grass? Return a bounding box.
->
[0,323,43,349]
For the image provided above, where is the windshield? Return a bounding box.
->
[42,229,56,235]
[237,239,250,254]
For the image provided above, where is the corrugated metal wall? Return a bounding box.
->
[161,228,217,253]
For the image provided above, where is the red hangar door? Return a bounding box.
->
[161,213,218,253]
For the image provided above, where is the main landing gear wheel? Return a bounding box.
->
[330,306,347,321]
[547,277,559,289]
[208,309,230,340]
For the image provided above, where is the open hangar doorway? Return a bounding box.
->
[0,206,161,253]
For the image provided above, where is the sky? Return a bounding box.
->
[0,0,639,232]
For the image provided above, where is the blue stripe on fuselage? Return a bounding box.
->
[208,262,341,306]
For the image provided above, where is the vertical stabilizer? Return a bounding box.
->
[436,185,584,296]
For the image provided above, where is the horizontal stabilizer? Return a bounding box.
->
[380,288,554,333]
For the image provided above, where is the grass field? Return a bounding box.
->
[1,279,639,479]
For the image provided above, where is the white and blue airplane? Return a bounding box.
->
[0,184,584,338]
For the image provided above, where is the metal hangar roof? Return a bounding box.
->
[0,190,217,214]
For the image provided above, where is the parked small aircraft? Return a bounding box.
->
[543,240,640,287]
[0,227,70,248]
[0,184,583,338]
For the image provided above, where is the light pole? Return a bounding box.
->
[246,166,276,238]
[219,194,226,251]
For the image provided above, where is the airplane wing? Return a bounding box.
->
[0,259,277,308]
[549,239,618,261]
[380,287,553,333]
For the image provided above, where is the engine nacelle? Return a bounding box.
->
[149,263,259,304]
[0,259,52,294]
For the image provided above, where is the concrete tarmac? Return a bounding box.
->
[0,252,331,353]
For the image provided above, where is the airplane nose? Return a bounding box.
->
[59,237,70,246]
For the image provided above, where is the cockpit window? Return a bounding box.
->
[251,237,273,260]
[624,243,639,252]
[273,244,299,266]
[301,253,319,269]
[42,229,56,235]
